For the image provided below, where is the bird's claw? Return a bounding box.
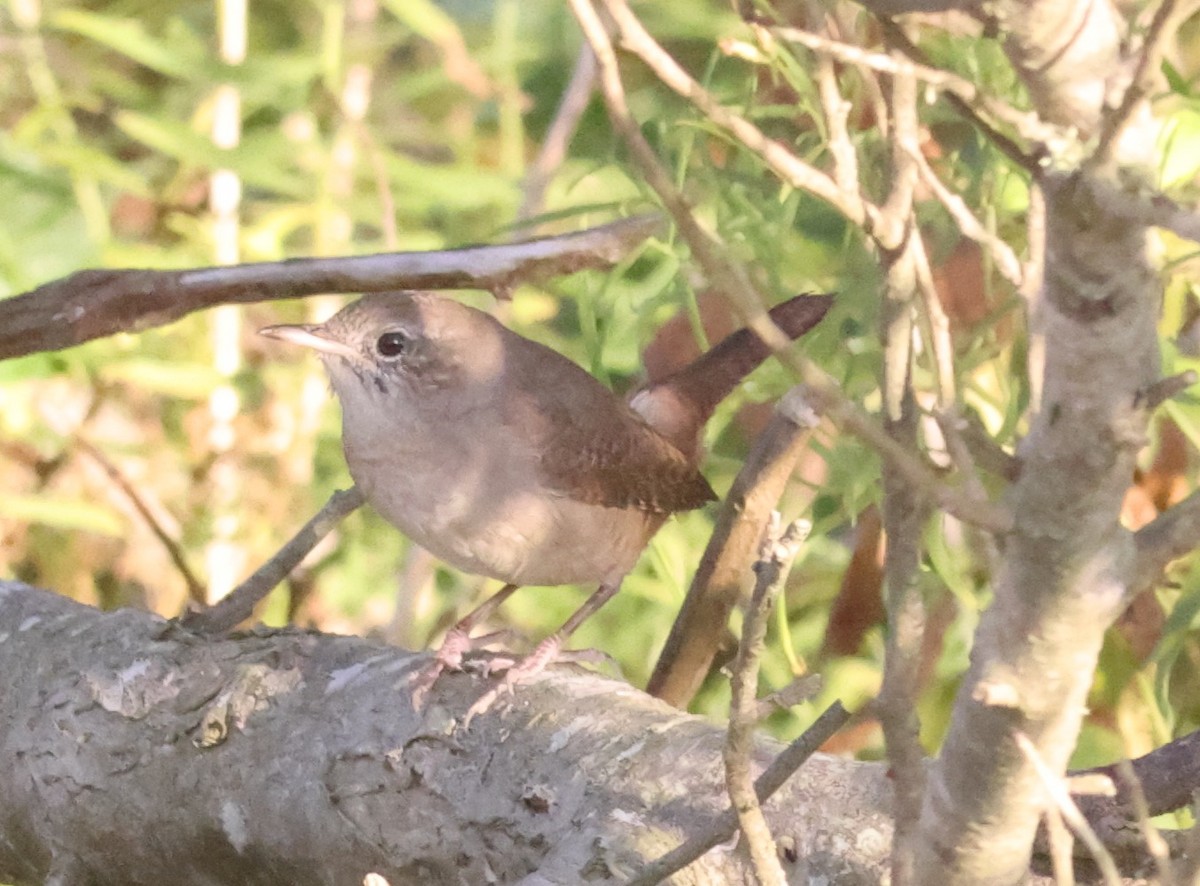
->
[459,635,569,727]
[408,627,514,711]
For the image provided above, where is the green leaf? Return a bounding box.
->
[380,0,470,44]
[52,10,206,80]
[1163,58,1191,98]
[0,493,124,536]
[1159,108,1200,189]
[101,358,224,400]
[114,111,225,168]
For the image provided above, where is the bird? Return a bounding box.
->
[260,289,831,715]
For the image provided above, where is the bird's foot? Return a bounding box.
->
[461,638,615,727]
[408,626,512,711]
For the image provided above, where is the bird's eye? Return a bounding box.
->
[376,331,408,358]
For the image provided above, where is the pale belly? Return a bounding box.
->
[346,447,657,587]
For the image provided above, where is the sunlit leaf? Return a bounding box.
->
[0,493,124,536]
[52,9,207,80]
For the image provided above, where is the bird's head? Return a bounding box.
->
[260,292,507,411]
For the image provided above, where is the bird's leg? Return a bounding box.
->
[408,582,521,710]
[463,577,624,724]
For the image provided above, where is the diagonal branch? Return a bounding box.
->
[1131,486,1200,599]
[648,388,820,707]
[623,700,853,886]
[181,486,365,634]
[514,44,598,230]
[905,143,1025,287]
[0,215,664,361]
[599,0,881,232]
[572,0,1014,536]
[1090,0,1181,171]
[75,437,207,604]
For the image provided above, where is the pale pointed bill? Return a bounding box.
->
[259,324,360,361]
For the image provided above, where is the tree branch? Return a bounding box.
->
[572,0,1014,536]
[0,580,887,886]
[1131,487,1200,602]
[0,215,664,360]
[723,518,810,886]
[181,486,366,633]
[647,388,820,706]
[599,0,880,232]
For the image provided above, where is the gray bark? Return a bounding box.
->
[901,0,1167,878]
[0,580,893,886]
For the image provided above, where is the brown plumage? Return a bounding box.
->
[261,289,831,711]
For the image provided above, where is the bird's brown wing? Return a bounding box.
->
[503,336,716,514]
[537,410,718,513]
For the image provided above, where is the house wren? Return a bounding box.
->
[261,290,830,711]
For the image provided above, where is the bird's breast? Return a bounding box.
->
[342,428,657,587]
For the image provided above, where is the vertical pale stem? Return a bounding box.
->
[204,0,248,602]
[876,67,929,886]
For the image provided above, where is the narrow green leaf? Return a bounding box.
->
[52,10,204,80]
[0,493,124,536]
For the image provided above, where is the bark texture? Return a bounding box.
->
[901,0,1165,877]
[0,216,661,361]
[0,581,893,886]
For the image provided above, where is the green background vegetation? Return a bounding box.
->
[5,0,1200,767]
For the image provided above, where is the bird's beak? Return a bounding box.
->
[259,323,359,361]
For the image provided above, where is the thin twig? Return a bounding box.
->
[874,18,1042,175]
[724,518,811,886]
[806,368,1013,532]
[1090,0,1180,171]
[801,8,859,197]
[952,411,1021,482]
[514,44,598,230]
[0,215,665,361]
[75,437,206,604]
[1132,485,1200,601]
[910,234,957,414]
[769,23,1056,152]
[599,0,880,231]
[1137,371,1199,410]
[754,674,822,721]
[935,411,993,506]
[623,701,852,886]
[353,120,401,250]
[1114,758,1175,885]
[876,62,920,255]
[1023,182,1047,414]
[570,0,795,355]
[1043,804,1075,886]
[1182,789,1200,884]
[571,0,1014,536]
[180,486,365,634]
[1014,731,1123,886]
[905,143,1024,287]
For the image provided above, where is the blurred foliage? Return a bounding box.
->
[5,0,1200,768]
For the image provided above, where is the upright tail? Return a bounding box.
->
[629,294,833,461]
